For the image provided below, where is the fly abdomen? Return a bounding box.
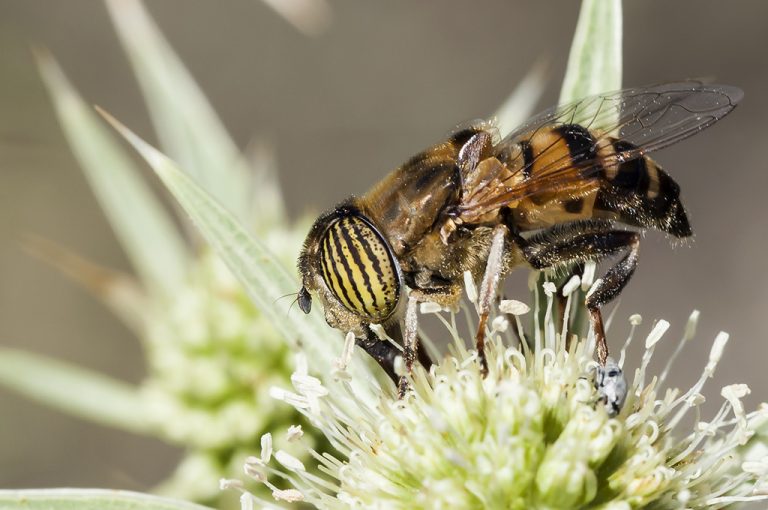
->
[596,139,692,237]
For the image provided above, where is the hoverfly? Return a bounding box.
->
[297,82,742,392]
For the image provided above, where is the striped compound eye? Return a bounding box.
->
[319,214,400,322]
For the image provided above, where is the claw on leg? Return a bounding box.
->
[589,308,608,366]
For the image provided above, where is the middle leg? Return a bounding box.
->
[515,220,640,365]
[475,224,510,376]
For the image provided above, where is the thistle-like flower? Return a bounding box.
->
[4,2,766,510]
[225,280,768,509]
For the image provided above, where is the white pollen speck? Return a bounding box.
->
[492,315,509,332]
[684,310,700,339]
[334,332,356,371]
[629,314,642,326]
[645,320,670,348]
[464,271,478,303]
[275,450,306,472]
[499,299,530,315]
[272,489,304,502]
[370,323,391,341]
[393,355,405,377]
[260,433,273,463]
[420,302,444,314]
[708,332,729,365]
[219,478,243,490]
[581,261,597,289]
[543,281,557,296]
[562,275,581,296]
[722,384,751,400]
[286,424,304,441]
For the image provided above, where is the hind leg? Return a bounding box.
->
[515,220,640,365]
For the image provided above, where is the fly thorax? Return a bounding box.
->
[318,214,401,322]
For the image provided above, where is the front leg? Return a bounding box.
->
[517,220,640,365]
[355,326,401,383]
[356,299,435,395]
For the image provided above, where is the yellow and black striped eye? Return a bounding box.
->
[319,214,400,322]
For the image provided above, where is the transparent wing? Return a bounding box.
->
[460,81,742,216]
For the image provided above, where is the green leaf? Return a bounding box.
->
[103,0,282,226]
[0,489,215,510]
[35,50,190,301]
[99,110,379,399]
[559,0,622,104]
[0,348,149,433]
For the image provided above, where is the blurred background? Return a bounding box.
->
[1,0,767,495]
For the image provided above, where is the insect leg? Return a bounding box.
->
[356,327,400,383]
[476,224,509,376]
[357,312,433,395]
[585,234,640,365]
[518,221,640,365]
[398,295,419,397]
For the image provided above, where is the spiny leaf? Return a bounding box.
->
[559,0,622,104]
[98,108,381,401]
[104,0,284,226]
[0,489,216,510]
[0,349,148,433]
[36,49,190,301]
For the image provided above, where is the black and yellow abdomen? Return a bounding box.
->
[319,214,401,322]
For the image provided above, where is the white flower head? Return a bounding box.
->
[227,284,768,509]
